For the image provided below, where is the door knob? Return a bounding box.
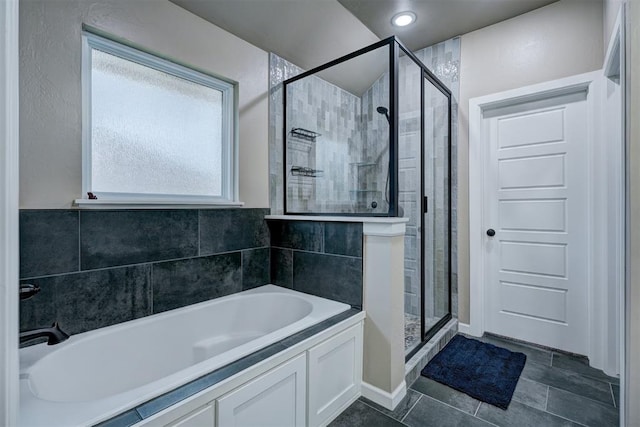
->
[486,229,496,237]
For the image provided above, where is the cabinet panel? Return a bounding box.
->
[307,323,363,427]
[169,405,215,427]
[217,354,306,427]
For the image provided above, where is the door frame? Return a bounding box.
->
[467,70,615,367]
[0,0,20,424]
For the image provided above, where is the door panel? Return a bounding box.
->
[499,241,567,277]
[499,282,567,323]
[497,108,565,148]
[485,93,589,355]
[499,199,566,231]
[498,154,565,189]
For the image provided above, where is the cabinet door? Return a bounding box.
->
[217,354,306,427]
[169,405,215,427]
[307,323,363,427]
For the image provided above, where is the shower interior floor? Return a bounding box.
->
[405,313,443,354]
[405,313,421,354]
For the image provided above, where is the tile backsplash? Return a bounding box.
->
[19,209,270,340]
[268,220,363,308]
[19,210,364,343]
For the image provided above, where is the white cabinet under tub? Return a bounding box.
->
[168,405,215,427]
[307,324,362,427]
[217,354,307,426]
[139,314,364,427]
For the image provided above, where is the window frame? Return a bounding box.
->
[80,30,239,206]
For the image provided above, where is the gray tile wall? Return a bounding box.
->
[269,53,389,215]
[268,220,363,308]
[269,39,460,319]
[19,208,270,341]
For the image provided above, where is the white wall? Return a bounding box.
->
[457,0,604,323]
[19,0,269,208]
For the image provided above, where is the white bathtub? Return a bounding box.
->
[19,285,351,426]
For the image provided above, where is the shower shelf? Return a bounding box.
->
[349,190,380,193]
[290,128,321,142]
[291,166,324,178]
[349,162,377,167]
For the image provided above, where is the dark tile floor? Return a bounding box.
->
[330,334,620,427]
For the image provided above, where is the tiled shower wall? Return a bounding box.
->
[269,39,460,319]
[269,54,388,215]
[360,73,391,213]
[19,209,270,340]
[285,75,361,213]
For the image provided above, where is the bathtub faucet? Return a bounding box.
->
[20,322,69,346]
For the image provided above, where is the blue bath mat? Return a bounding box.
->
[421,335,526,409]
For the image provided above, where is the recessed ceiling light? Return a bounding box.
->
[391,11,416,27]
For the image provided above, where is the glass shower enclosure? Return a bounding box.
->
[282,37,452,359]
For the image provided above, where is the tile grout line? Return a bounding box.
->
[473,401,481,417]
[411,392,486,422]
[546,384,618,409]
[357,397,410,426]
[543,405,590,427]
[77,210,82,272]
[270,245,363,260]
[545,385,549,411]
[197,209,201,257]
[20,247,270,281]
[610,383,617,408]
[149,264,154,315]
[399,394,423,423]
[544,362,618,386]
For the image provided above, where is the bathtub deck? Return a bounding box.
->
[97,308,362,427]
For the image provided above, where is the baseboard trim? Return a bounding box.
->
[319,392,360,427]
[361,380,406,410]
[458,322,472,335]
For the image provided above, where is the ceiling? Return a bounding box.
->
[171,0,559,69]
[171,0,559,95]
[338,0,559,52]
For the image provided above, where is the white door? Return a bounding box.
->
[483,91,590,355]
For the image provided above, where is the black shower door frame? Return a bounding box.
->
[281,37,453,359]
[397,42,453,362]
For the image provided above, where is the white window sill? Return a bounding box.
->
[73,199,245,209]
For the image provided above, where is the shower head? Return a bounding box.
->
[376,106,390,124]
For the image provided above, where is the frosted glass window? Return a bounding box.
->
[83,32,236,202]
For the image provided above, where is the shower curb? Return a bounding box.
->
[404,318,458,386]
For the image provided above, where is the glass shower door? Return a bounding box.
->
[422,72,451,337]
